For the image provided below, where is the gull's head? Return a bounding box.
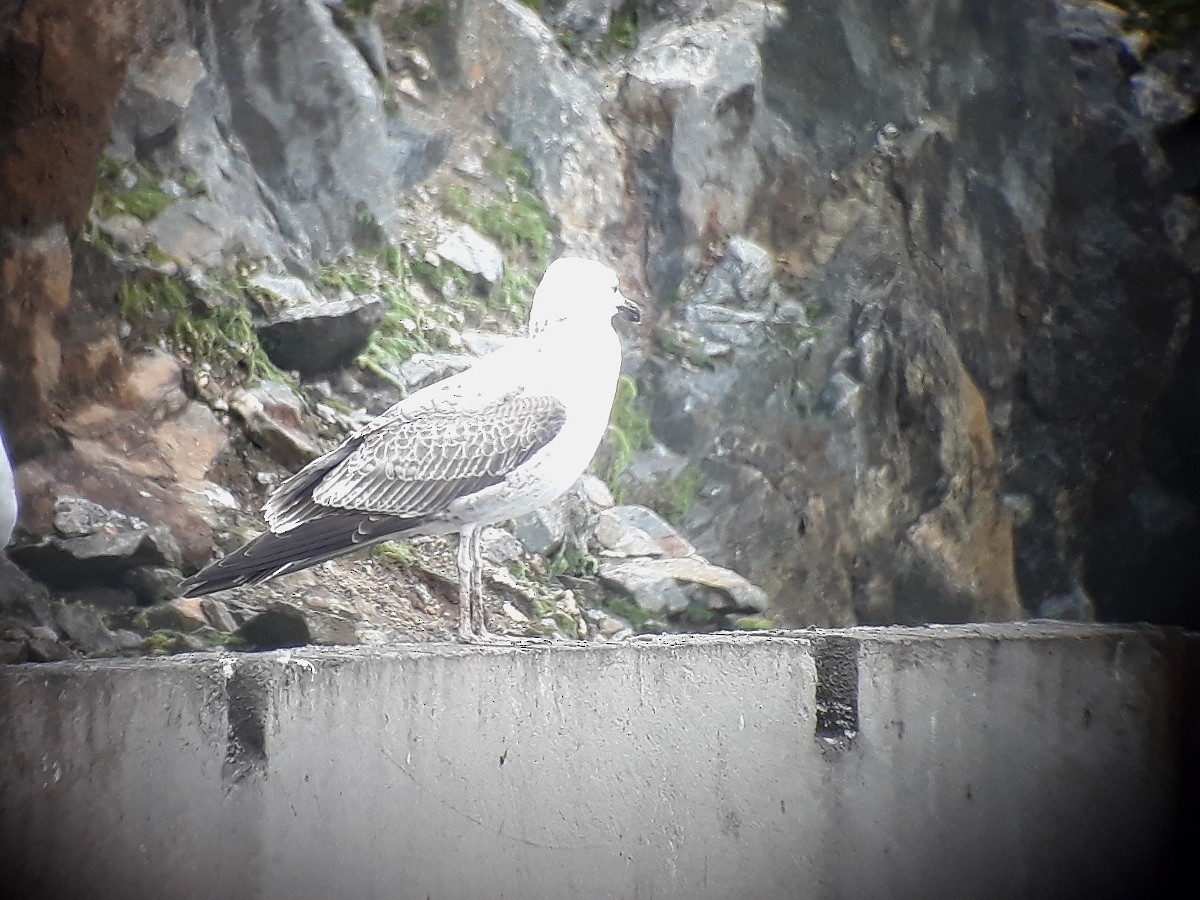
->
[528,257,641,336]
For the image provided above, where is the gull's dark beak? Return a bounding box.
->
[617,296,642,324]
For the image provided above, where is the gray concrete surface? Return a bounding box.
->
[1,623,1195,900]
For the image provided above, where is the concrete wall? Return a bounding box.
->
[1,623,1195,900]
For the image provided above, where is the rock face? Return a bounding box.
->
[454,0,626,255]
[1,0,1198,647]
[623,0,1199,627]
[108,0,442,269]
[0,1,147,444]
[621,4,778,295]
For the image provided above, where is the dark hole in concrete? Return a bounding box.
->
[223,665,269,784]
[814,636,859,744]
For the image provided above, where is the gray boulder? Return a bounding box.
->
[55,603,119,654]
[10,497,183,591]
[256,295,388,374]
[230,382,322,470]
[695,236,774,307]
[435,226,505,285]
[599,554,767,615]
[592,505,695,558]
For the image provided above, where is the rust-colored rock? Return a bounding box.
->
[15,452,214,570]
[901,367,1021,622]
[0,0,145,438]
[0,0,140,232]
[0,227,74,433]
[60,349,228,486]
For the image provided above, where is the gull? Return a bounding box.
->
[181,257,641,640]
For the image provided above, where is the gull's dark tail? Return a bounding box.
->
[180,511,421,598]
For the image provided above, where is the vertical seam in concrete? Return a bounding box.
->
[223,662,269,784]
[813,636,859,748]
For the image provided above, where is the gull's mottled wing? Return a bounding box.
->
[316,394,568,514]
[266,394,566,531]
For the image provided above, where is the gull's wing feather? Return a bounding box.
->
[262,336,542,530]
[316,394,567,515]
[178,511,418,597]
[264,393,566,531]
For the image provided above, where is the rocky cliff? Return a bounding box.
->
[1,0,1198,658]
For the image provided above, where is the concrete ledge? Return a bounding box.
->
[2,623,1196,900]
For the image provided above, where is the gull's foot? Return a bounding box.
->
[455,588,553,645]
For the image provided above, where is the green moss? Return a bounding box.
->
[601,595,653,632]
[603,4,640,54]
[182,170,205,193]
[442,169,553,265]
[653,330,717,369]
[661,466,702,526]
[600,374,654,493]
[142,243,174,266]
[141,628,247,655]
[484,147,534,189]
[508,592,574,638]
[493,267,535,321]
[413,2,444,26]
[380,243,404,278]
[549,545,599,579]
[119,272,287,383]
[681,604,715,627]
[352,203,386,248]
[329,214,544,385]
[435,259,480,303]
[731,615,775,631]
[337,249,482,383]
[119,275,187,326]
[404,242,473,297]
[92,156,175,223]
[483,193,552,261]
[355,288,433,386]
[552,610,580,638]
[318,266,376,296]
[204,631,250,648]
[374,540,419,568]
[139,630,200,655]
[777,322,822,352]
